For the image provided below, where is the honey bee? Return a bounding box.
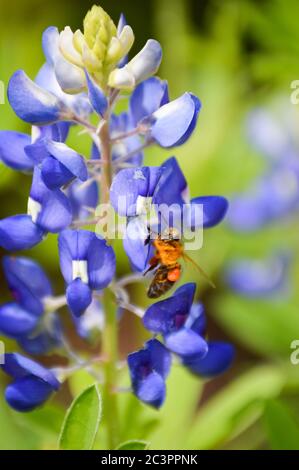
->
[145,228,215,298]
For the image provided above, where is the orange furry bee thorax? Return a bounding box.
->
[153,237,183,266]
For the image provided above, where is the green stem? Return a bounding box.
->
[102,289,119,449]
[98,119,119,449]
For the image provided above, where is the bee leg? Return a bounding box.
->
[143,256,159,276]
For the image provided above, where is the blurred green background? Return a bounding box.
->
[1,0,299,450]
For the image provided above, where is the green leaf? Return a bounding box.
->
[116,440,150,450]
[59,384,102,450]
[263,399,299,450]
[185,365,285,450]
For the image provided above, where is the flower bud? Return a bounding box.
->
[58,5,134,90]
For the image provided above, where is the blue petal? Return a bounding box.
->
[185,302,206,336]
[42,26,59,66]
[36,191,72,233]
[30,168,73,232]
[110,166,161,216]
[189,196,228,229]
[85,71,108,117]
[0,131,33,171]
[153,157,187,207]
[0,303,38,338]
[41,156,74,189]
[128,339,171,380]
[44,140,88,182]
[130,77,169,125]
[123,217,152,272]
[165,328,208,358]
[87,237,116,290]
[143,283,196,335]
[0,215,44,251]
[33,122,70,143]
[24,139,50,165]
[66,278,92,317]
[183,341,234,377]
[225,253,290,298]
[147,93,201,148]
[228,162,299,232]
[127,339,170,408]
[68,179,99,220]
[8,70,65,125]
[1,353,60,389]
[26,138,86,187]
[134,371,166,408]
[147,338,172,379]
[58,230,95,284]
[247,109,289,162]
[5,376,55,412]
[3,256,52,316]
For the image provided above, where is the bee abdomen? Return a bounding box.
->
[147,279,175,298]
[147,265,175,298]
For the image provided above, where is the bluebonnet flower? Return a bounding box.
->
[225,108,296,299]
[110,157,228,271]
[143,283,234,376]
[0,256,62,354]
[228,108,299,231]
[25,138,88,190]
[0,122,69,172]
[228,163,299,231]
[125,77,201,149]
[0,4,232,417]
[0,353,60,412]
[127,339,171,408]
[128,284,234,408]
[58,230,116,317]
[143,284,208,357]
[224,252,290,298]
[0,167,72,250]
[7,24,93,126]
[7,70,69,126]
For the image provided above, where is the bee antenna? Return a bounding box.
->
[182,253,216,288]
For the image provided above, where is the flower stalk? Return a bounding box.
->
[97,115,119,448]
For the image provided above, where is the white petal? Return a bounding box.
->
[127,39,162,84]
[108,67,135,90]
[118,25,135,56]
[59,27,84,67]
[72,260,89,283]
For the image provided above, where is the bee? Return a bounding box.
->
[145,228,215,298]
